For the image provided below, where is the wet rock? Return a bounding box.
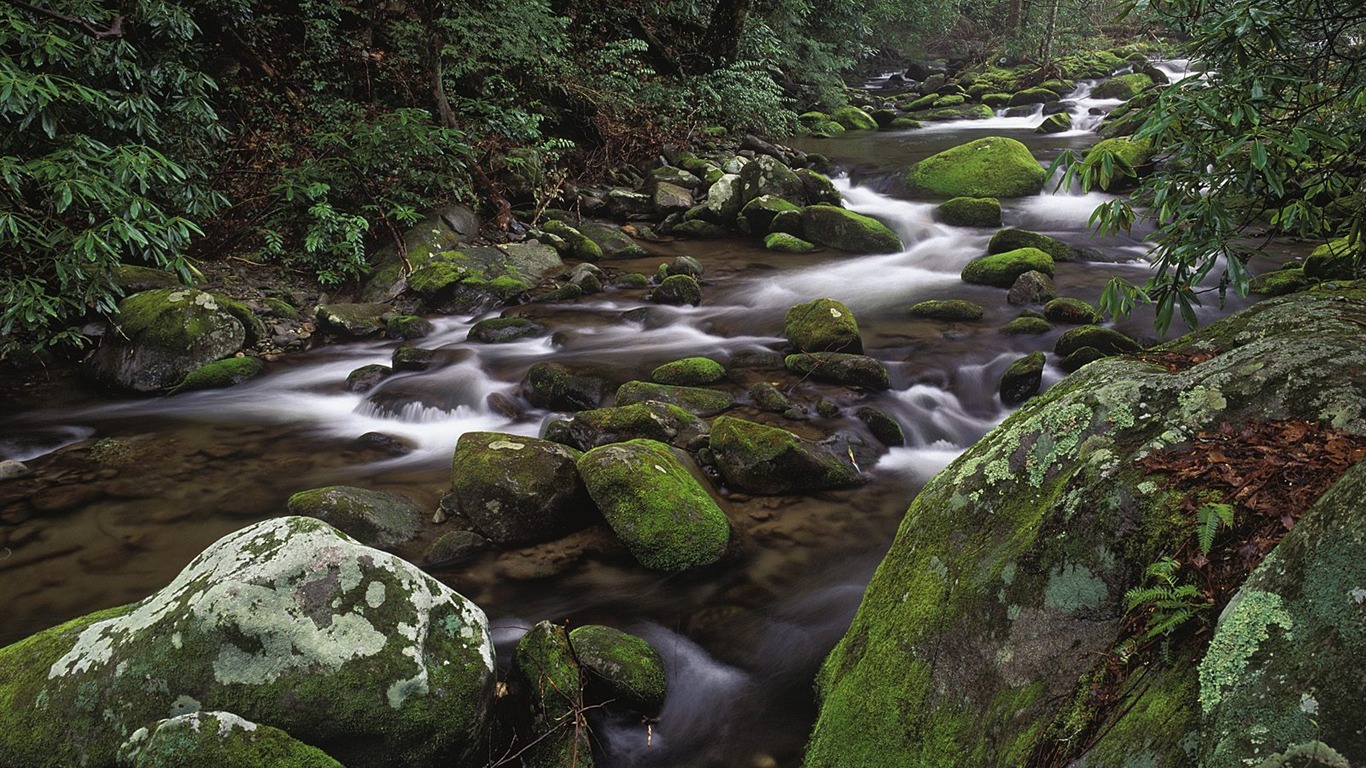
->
[988,228,1076,262]
[1084,137,1157,190]
[346,364,393,393]
[451,431,591,546]
[577,439,730,571]
[764,232,818,253]
[423,531,492,566]
[1043,297,1103,325]
[652,357,725,386]
[31,483,104,514]
[0,517,495,768]
[962,247,1056,288]
[739,194,801,236]
[541,220,603,262]
[576,221,650,259]
[1007,270,1057,305]
[830,105,878,130]
[908,299,985,321]
[687,173,743,225]
[796,169,844,206]
[738,155,805,208]
[523,362,610,412]
[1304,237,1363,281]
[354,432,417,456]
[1055,325,1143,358]
[934,197,1001,227]
[391,346,468,372]
[800,204,902,254]
[1035,113,1072,133]
[999,351,1046,405]
[1090,72,1153,100]
[709,416,858,495]
[1249,267,1310,296]
[648,274,702,306]
[615,381,735,416]
[88,289,247,393]
[568,625,667,715]
[668,219,731,238]
[315,302,393,338]
[385,315,434,340]
[467,317,545,344]
[648,165,703,192]
[1007,87,1061,106]
[115,711,343,768]
[1000,316,1053,335]
[285,486,426,550]
[509,622,594,767]
[605,188,654,218]
[0,460,29,481]
[551,401,710,452]
[784,352,891,391]
[663,256,704,278]
[855,406,905,447]
[169,356,265,395]
[749,382,795,414]
[903,137,1047,198]
[785,298,863,354]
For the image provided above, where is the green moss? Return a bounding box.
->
[935,197,1001,227]
[764,232,818,253]
[647,274,702,306]
[1303,237,1363,280]
[784,352,891,390]
[467,316,544,343]
[568,625,667,714]
[1044,297,1103,324]
[830,105,878,130]
[1091,73,1154,100]
[988,228,1073,261]
[909,299,985,321]
[905,137,1047,199]
[1036,113,1072,134]
[800,204,902,254]
[1008,87,1062,106]
[709,415,858,494]
[1055,325,1142,357]
[1001,316,1053,335]
[614,380,733,416]
[962,247,1056,287]
[888,116,924,129]
[1199,590,1294,714]
[117,712,344,768]
[651,357,725,386]
[1249,267,1310,296]
[169,356,265,394]
[541,220,603,262]
[917,104,994,121]
[784,297,862,354]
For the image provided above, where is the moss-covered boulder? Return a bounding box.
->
[467,316,545,344]
[740,194,802,236]
[765,232,819,253]
[548,400,710,452]
[450,432,591,546]
[709,416,859,495]
[909,299,985,321]
[831,105,878,130]
[648,274,702,306]
[652,357,726,386]
[904,137,1047,199]
[1043,297,1103,325]
[1084,137,1157,190]
[1303,237,1364,281]
[575,222,650,260]
[916,104,994,121]
[568,625,668,715]
[88,289,247,393]
[749,382,795,414]
[386,315,434,340]
[1090,72,1154,100]
[784,352,892,390]
[855,406,905,447]
[1249,266,1311,296]
[935,197,1002,227]
[285,485,426,550]
[801,204,902,254]
[169,356,265,395]
[1001,316,1053,335]
[541,220,604,262]
[688,173,744,225]
[509,622,593,768]
[1035,113,1072,133]
[522,362,610,412]
[615,380,734,416]
[1007,87,1062,106]
[316,302,394,338]
[988,228,1075,262]
[577,439,730,571]
[785,298,863,354]
[796,169,844,206]
[0,517,494,768]
[115,711,343,768]
[806,290,1366,768]
[999,350,1046,405]
[738,155,805,208]
[368,229,560,312]
[1055,324,1143,357]
[962,247,1056,287]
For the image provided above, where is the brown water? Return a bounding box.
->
[0,83,1276,766]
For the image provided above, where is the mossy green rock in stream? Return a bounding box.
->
[549,400,709,451]
[830,105,878,130]
[1090,72,1154,100]
[510,622,594,768]
[800,204,902,254]
[652,357,726,386]
[523,362,609,412]
[1055,324,1143,357]
[988,228,1076,262]
[1199,463,1366,768]
[568,625,667,715]
[709,415,859,495]
[1001,316,1053,335]
[764,232,818,253]
[1007,87,1061,106]
[962,247,1056,287]
[740,194,801,235]
[386,314,434,340]
[1304,237,1364,280]
[1250,267,1311,296]
[115,711,343,768]
[805,290,1366,768]
[785,298,863,354]
[648,274,702,306]
[855,406,905,447]
[916,104,994,121]
[738,155,805,207]
[796,168,843,205]
[541,219,603,262]
[1085,136,1157,190]
[169,356,264,394]
[688,172,744,225]
[998,350,1045,405]
[285,485,426,550]
[451,432,590,546]
[615,380,734,416]
[88,288,247,393]
[576,221,650,259]
[1043,297,1103,325]
[785,352,891,391]
[909,299,985,321]
[316,302,393,337]
[905,137,1047,199]
[467,316,545,343]
[0,517,495,768]
[1036,112,1072,133]
[935,196,1001,227]
[577,439,730,571]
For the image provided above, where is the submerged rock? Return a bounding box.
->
[285,485,427,550]
[89,288,247,393]
[450,432,591,546]
[709,415,859,495]
[0,517,495,768]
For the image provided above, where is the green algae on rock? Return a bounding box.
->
[0,517,495,768]
[451,432,591,546]
[709,415,859,495]
[785,298,863,354]
[904,137,1047,199]
[962,247,1056,288]
[88,288,248,393]
[651,357,726,386]
[800,204,903,254]
[784,352,891,391]
[568,625,668,715]
[115,711,343,768]
[615,380,734,416]
[169,356,265,395]
[764,232,819,253]
[577,439,730,571]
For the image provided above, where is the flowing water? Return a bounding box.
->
[0,78,1274,766]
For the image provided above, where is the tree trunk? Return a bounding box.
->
[1039,0,1061,65]
[700,0,751,69]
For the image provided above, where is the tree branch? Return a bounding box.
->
[2,0,124,39]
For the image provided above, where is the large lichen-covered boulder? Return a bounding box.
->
[904,136,1047,199]
[0,517,495,768]
[547,400,710,451]
[805,290,1366,768]
[88,288,247,393]
[451,432,591,546]
[962,247,1056,287]
[801,204,903,254]
[568,625,668,715]
[577,439,730,571]
[709,415,859,495]
[115,711,343,768]
[509,622,594,768]
[785,298,863,354]
[784,352,891,391]
[285,485,427,550]
[738,154,805,207]
[1199,461,1366,768]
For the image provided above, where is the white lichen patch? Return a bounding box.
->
[366,581,386,609]
[1351,587,1366,605]
[489,440,525,451]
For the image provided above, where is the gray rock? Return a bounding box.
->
[451,432,591,546]
[285,485,427,550]
[88,289,247,393]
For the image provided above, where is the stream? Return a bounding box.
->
[0,60,1276,767]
